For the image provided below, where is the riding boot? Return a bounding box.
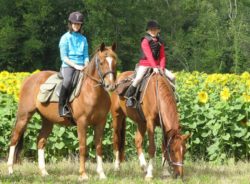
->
[124,85,136,107]
[59,86,71,117]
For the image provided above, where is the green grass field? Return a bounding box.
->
[0,159,250,184]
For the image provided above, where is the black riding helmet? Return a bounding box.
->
[146,20,160,30]
[68,11,83,24]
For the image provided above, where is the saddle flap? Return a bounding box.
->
[116,79,132,96]
[38,83,57,103]
[40,83,56,93]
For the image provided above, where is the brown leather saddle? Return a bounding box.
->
[115,68,154,121]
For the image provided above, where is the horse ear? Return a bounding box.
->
[181,134,191,141]
[111,42,117,51]
[100,42,105,52]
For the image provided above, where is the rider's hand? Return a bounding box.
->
[160,68,165,75]
[74,64,84,71]
[153,68,159,74]
[84,61,89,66]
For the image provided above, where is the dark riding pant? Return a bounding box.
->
[59,67,76,117]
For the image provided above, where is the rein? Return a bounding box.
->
[85,55,115,88]
[155,75,183,168]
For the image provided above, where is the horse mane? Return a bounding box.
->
[156,75,180,131]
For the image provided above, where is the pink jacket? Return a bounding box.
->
[139,38,166,69]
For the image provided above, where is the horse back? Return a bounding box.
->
[18,71,56,110]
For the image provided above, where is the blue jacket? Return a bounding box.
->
[59,31,89,67]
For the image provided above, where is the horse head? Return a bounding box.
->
[163,130,190,179]
[87,42,117,92]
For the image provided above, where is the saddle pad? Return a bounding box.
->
[37,72,84,103]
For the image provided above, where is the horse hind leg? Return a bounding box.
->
[37,118,53,176]
[145,121,156,180]
[7,110,35,175]
[135,123,147,173]
[112,111,126,171]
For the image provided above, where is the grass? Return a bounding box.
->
[0,158,250,184]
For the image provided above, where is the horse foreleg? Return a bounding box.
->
[77,119,88,181]
[37,119,53,176]
[94,122,106,179]
[112,113,126,171]
[135,123,147,172]
[145,122,156,180]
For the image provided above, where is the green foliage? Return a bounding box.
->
[176,71,250,162]
[2,71,250,163]
[0,93,17,157]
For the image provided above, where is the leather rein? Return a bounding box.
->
[85,55,115,88]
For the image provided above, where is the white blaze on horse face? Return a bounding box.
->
[7,145,16,174]
[180,145,183,157]
[106,57,113,81]
[96,155,106,179]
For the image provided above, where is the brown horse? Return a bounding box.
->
[111,71,190,179]
[7,43,117,181]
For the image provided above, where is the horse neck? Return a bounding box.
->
[153,75,180,132]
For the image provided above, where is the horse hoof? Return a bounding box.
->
[78,174,89,181]
[162,170,171,178]
[41,170,49,176]
[8,167,13,175]
[140,165,147,173]
[99,173,107,180]
[114,165,120,172]
[145,175,153,181]
[114,167,120,172]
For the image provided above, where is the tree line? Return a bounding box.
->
[0,0,249,73]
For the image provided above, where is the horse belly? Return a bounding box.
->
[36,102,72,125]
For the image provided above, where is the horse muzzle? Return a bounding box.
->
[104,83,116,92]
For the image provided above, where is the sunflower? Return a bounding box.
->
[220,87,230,101]
[198,91,208,104]
[0,83,6,92]
[242,93,250,103]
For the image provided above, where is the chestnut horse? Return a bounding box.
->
[7,43,117,180]
[111,71,190,179]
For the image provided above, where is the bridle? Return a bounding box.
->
[164,134,184,167]
[155,75,184,170]
[86,54,115,88]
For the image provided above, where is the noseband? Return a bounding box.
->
[86,55,115,88]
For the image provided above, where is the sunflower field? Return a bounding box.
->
[0,70,250,163]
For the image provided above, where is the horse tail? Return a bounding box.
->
[119,117,126,161]
[13,132,24,164]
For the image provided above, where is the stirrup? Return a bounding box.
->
[126,97,136,108]
[59,105,71,117]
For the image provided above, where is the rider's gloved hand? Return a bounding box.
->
[74,64,84,71]
[153,68,160,74]
[84,61,89,66]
